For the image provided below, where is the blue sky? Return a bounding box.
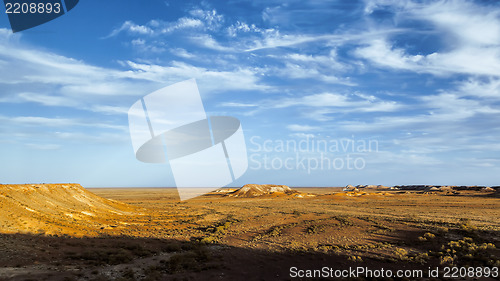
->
[1,0,500,187]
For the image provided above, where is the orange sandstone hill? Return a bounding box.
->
[0,184,140,236]
[227,184,298,198]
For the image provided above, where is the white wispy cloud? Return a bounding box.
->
[227,21,262,37]
[285,51,343,67]
[411,0,500,47]
[160,17,204,33]
[105,8,223,38]
[0,115,127,131]
[289,133,316,139]
[421,93,500,119]
[244,28,406,52]
[218,102,258,107]
[122,60,269,92]
[273,62,355,85]
[221,91,403,121]
[17,92,78,107]
[276,92,402,112]
[170,48,196,59]
[276,93,352,108]
[0,33,149,100]
[7,116,78,127]
[245,32,340,52]
[106,21,154,38]
[354,39,424,71]
[358,0,500,76]
[90,105,130,115]
[0,27,271,124]
[188,8,224,30]
[337,92,500,133]
[356,39,500,76]
[287,124,319,132]
[189,34,236,52]
[457,78,500,99]
[261,49,355,85]
[25,143,61,150]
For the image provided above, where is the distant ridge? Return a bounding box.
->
[349,184,499,191]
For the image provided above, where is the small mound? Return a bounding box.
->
[343,185,358,191]
[228,184,298,198]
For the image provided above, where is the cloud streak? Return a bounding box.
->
[357,0,500,76]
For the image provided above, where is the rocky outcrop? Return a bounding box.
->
[227,184,297,198]
[0,184,138,235]
[393,185,491,191]
[343,185,358,192]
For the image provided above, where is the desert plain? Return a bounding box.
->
[0,183,498,281]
